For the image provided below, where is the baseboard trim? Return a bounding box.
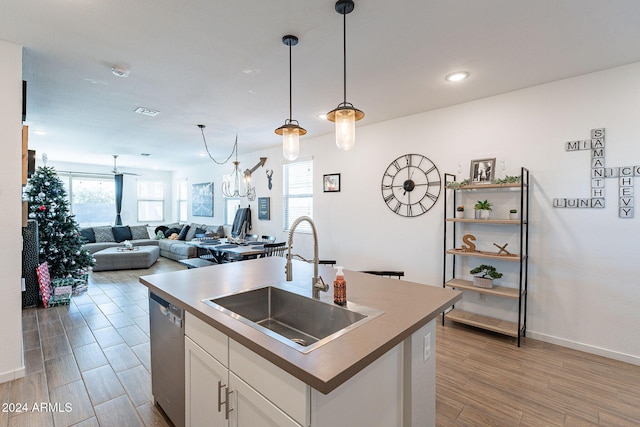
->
[527,331,639,366]
[0,366,25,384]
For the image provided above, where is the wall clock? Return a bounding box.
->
[381,154,441,217]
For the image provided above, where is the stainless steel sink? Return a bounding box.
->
[202,285,383,353]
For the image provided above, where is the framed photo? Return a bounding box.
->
[258,197,270,220]
[469,158,496,184]
[192,182,214,217]
[323,173,341,192]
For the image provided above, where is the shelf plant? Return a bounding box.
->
[474,199,492,219]
[470,264,503,288]
[509,208,518,220]
[456,205,465,218]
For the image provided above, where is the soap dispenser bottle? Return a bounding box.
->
[333,266,347,306]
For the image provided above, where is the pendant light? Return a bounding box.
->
[327,0,364,151]
[275,35,306,161]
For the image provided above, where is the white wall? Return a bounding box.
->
[177,62,640,364]
[45,160,173,228]
[0,40,25,383]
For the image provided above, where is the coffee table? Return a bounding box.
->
[93,246,160,271]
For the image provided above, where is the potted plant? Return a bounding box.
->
[470,264,503,288]
[456,205,465,219]
[509,209,518,220]
[474,199,492,220]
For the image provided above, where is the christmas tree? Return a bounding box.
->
[25,166,95,279]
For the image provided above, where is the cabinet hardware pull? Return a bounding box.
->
[217,380,225,413]
[224,386,234,420]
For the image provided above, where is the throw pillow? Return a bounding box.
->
[93,226,115,243]
[185,223,204,241]
[79,228,96,244]
[165,227,181,238]
[130,225,149,240]
[112,226,133,243]
[177,225,190,240]
[154,226,169,237]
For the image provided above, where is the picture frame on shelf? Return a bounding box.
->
[469,158,496,184]
[323,173,341,192]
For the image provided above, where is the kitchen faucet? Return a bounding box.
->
[285,216,328,299]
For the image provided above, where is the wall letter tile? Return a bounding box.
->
[619,207,634,218]
[619,197,633,207]
[591,198,605,208]
[591,128,605,139]
[619,186,634,197]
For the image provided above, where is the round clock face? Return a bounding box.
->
[381,154,441,217]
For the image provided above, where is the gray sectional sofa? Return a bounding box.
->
[80,222,226,262]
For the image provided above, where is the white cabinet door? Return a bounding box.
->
[185,337,229,427]
[229,372,302,427]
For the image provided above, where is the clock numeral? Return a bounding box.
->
[384,193,395,204]
[428,180,441,187]
[407,204,413,216]
[418,202,428,213]
[405,154,412,167]
[426,192,438,202]
[425,166,436,175]
[393,201,402,214]
[381,183,392,190]
[391,159,402,172]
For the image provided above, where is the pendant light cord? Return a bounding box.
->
[289,41,293,121]
[342,10,347,104]
[200,126,238,165]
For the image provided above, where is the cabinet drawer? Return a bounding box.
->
[229,339,309,426]
[185,312,228,367]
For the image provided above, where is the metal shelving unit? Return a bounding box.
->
[442,167,529,346]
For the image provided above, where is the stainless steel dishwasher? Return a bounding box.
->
[150,292,185,427]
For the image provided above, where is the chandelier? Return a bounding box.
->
[198,125,267,199]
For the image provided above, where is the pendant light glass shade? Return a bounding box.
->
[327,0,363,151]
[275,35,305,161]
[280,124,301,160]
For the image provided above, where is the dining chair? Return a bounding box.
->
[261,235,276,242]
[260,242,286,258]
[360,270,405,279]
[245,234,259,242]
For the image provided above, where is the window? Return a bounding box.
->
[178,180,188,222]
[283,159,313,232]
[137,181,164,222]
[60,174,116,227]
[224,198,241,225]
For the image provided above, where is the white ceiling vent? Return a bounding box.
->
[134,107,160,117]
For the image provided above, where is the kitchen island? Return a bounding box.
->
[140,257,461,427]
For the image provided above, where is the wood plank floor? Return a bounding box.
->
[4,258,639,426]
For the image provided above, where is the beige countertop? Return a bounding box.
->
[139,257,461,394]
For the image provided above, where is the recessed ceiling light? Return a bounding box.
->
[33,130,47,136]
[445,71,470,82]
[140,153,151,157]
[134,107,160,117]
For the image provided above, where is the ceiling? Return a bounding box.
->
[2,0,640,172]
